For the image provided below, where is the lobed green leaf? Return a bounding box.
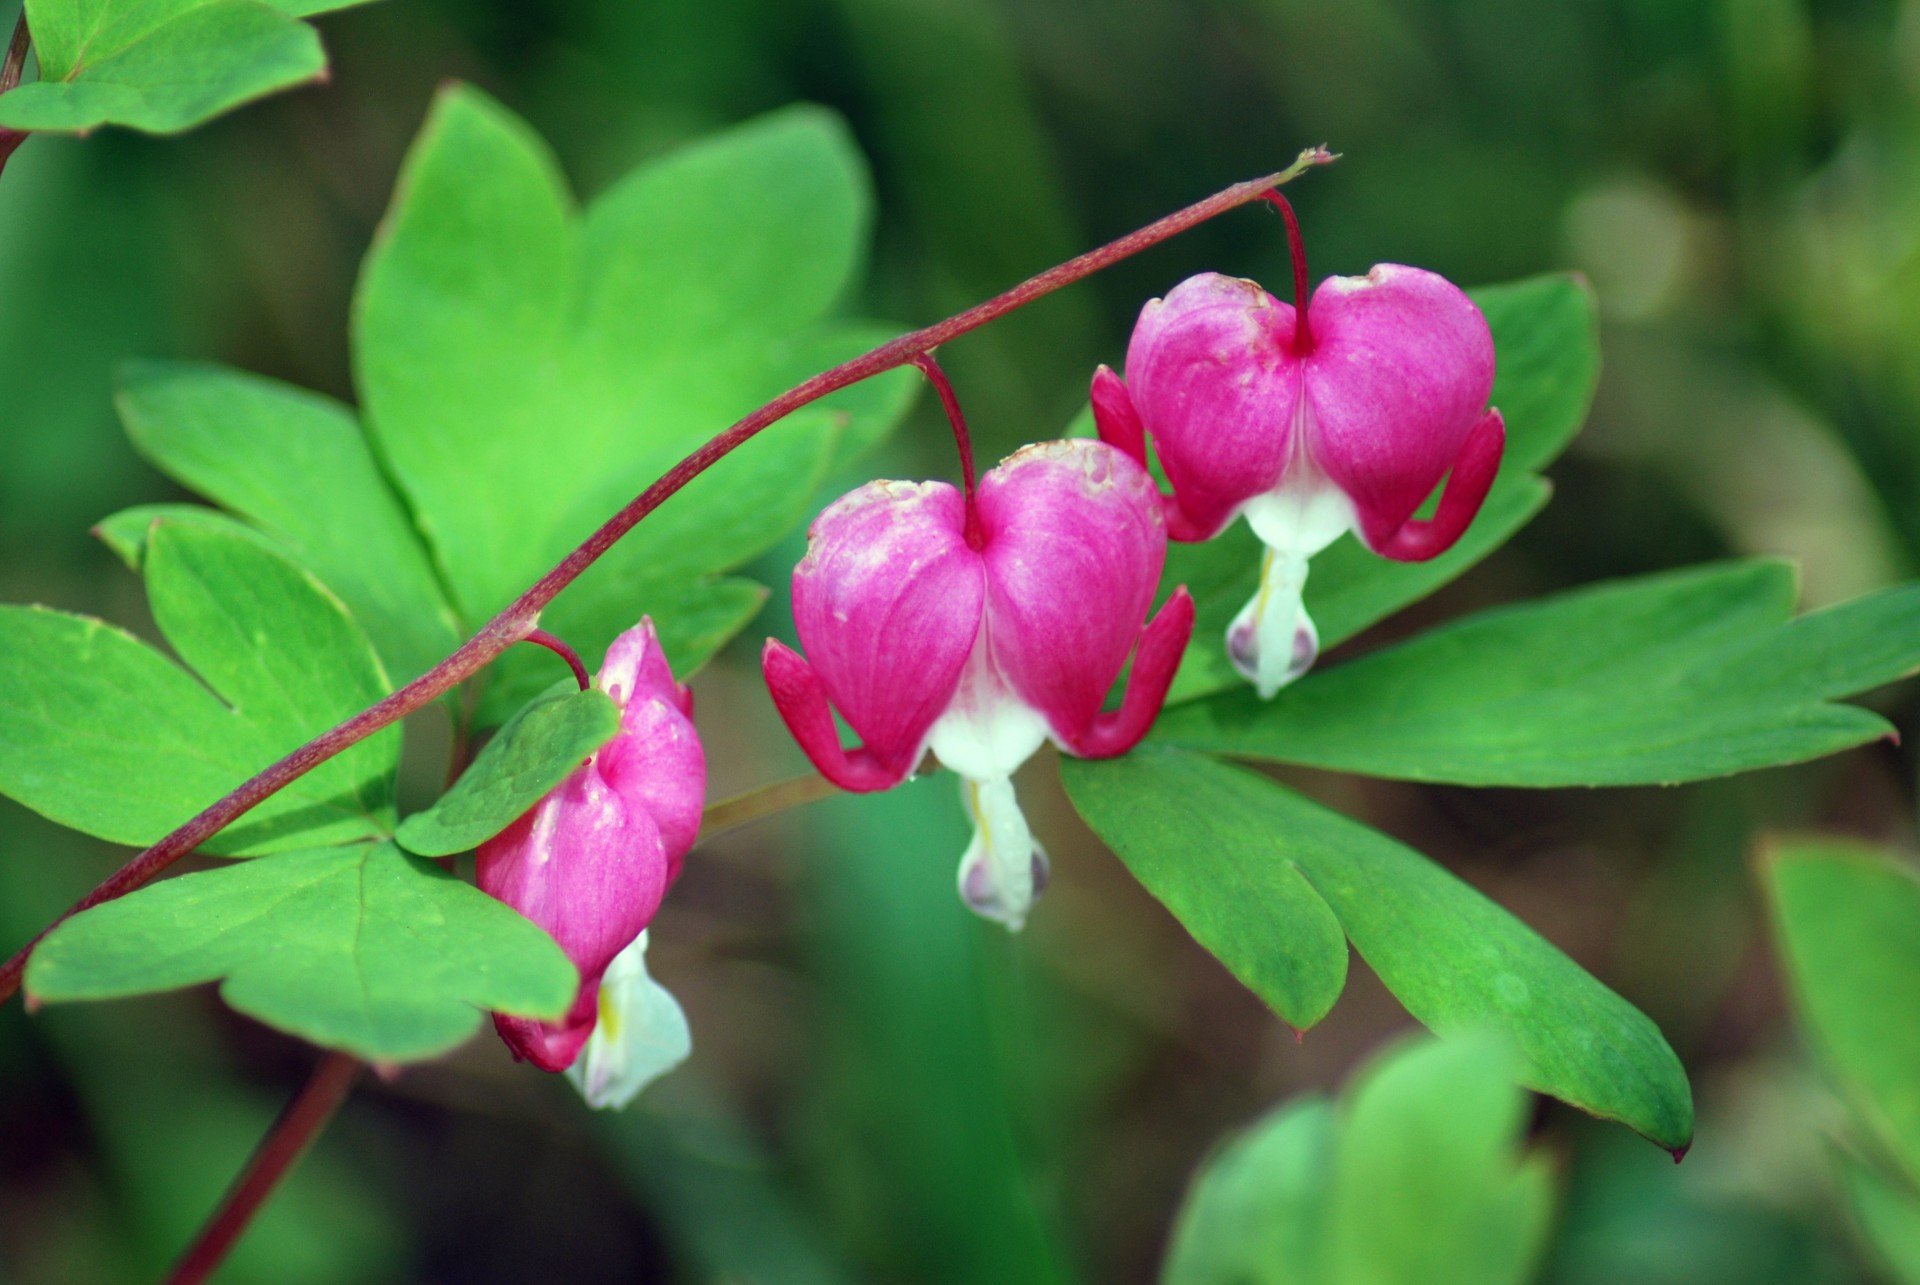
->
[1062,748,1693,1149]
[113,360,464,687]
[0,521,398,854]
[1765,837,1920,1186]
[24,840,576,1061]
[1164,1033,1553,1285]
[0,0,379,136]
[354,85,914,725]
[1155,561,1920,787]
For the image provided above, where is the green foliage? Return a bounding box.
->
[1157,562,1920,787]
[0,521,397,854]
[1164,274,1599,704]
[1163,1032,1554,1285]
[354,84,915,724]
[396,685,620,857]
[1765,837,1920,1281]
[25,839,575,1060]
[0,0,377,136]
[111,360,464,687]
[1061,748,1692,1149]
[1766,838,1920,1184]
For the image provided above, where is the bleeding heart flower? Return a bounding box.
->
[478,618,705,1080]
[1091,194,1504,697]
[762,434,1193,931]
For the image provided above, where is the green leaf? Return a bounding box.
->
[1162,1098,1336,1285]
[1765,837,1920,1184]
[0,0,378,137]
[114,360,463,687]
[396,686,620,857]
[1156,561,1920,787]
[1327,1034,1554,1285]
[24,840,575,1061]
[1163,1034,1553,1285]
[93,501,269,570]
[1165,274,1598,705]
[1839,1154,1920,1285]
[1061,748,1692,1149]
[0,521,398,853]
[355,85,911,725]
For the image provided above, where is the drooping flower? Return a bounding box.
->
[478,619,705,1079]
[762,435,1193,930]
[1091,196,1504,697]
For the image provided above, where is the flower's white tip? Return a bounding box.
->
[566,931,690,1110]
[955,776,1049,932]
[1227,546,1320,699]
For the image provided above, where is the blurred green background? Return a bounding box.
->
[3,0,1919,1280]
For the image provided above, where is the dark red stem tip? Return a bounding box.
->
[523,629,591,691]
[1259,190,1313,354]
[910,352,986,550]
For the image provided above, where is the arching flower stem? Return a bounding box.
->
[1259,189,1315,354]
[523,629,591,692]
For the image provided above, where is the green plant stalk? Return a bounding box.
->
[0,149,1334,1006]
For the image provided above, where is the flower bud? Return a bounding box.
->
[763,438,1193,930]
[1094,258,1504,697]
[478,619,705,1075]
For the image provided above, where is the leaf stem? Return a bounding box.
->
[523,628,590,691]
[0,148,1334,1007]
[164,1052,362,1285]
[699,771,840,840]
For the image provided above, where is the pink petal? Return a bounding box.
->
[595,620,706,874]
[762,640,919,791]
[789,479,985,775]
[1089,364,1147,469]
[1064,587,1195,758]
[1123,273,1301,540]
[1301,265,1496,551]
[477,765,669,1071]
[1373,409,1506,562]
[975,440,1167,743]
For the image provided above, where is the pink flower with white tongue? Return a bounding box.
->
[477,619,703,1100]
[1090,193,1505,697]
[762,426,1193,931]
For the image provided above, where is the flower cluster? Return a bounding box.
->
[467,187,1500,1108]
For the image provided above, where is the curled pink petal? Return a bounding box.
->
[790,479,984,772]
[1123,273,1300,540]
[1301,264,1496,548]
[976,440,1167,743]
[1373,408,1507,562]
[762,640,917,792]
[1066,587,1195,758]
[1090,364,1147,469]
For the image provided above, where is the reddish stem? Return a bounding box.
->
[164,1052,361,1285]
[0,150,1334,1007]
[0,10,32,178]
[910,352,984,549]
[1260,190,1313,353]
[523,628,590,691]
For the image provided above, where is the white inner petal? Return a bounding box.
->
[566,930,691,1110]
[926,614,1049,781]
[955,775,1049,932]
[1227,401,1357,699]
